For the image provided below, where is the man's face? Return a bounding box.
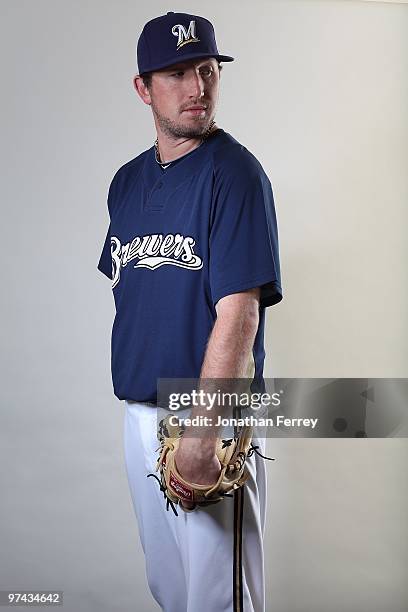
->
[145,57,221,139]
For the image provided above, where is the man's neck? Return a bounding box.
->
[156,123,219,163]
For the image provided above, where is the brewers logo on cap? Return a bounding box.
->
[172,20,200,50]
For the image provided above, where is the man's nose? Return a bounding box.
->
[187,70,205,98]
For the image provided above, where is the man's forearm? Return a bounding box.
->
[200,308,258,379]
[185,289,260,443]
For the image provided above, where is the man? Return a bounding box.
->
[97,11,283,612]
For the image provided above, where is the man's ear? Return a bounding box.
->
[133,75,152,106]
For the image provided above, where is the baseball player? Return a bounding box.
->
[97,12,283,612]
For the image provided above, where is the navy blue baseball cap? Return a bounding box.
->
[137,12,234,74]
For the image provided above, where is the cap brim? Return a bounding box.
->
[139,52,234,75]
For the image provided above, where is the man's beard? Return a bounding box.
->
[151,99,215,140]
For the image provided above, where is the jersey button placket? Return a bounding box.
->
[144,180,165,212]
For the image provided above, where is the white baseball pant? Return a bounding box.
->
[123,400,268,612]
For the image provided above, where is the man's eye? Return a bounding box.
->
[172,72,184,77]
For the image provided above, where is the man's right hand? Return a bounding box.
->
[174,437,221,510]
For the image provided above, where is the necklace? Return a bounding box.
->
[154,119,216,168]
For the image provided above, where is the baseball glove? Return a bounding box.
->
[147,413,273,516]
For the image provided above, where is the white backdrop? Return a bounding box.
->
[1,1,407,611]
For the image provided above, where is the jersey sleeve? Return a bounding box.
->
[209,150,283,309]
[97,176,117,280]
[97,223,112,280]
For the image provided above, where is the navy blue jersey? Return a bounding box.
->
[97,128,283,402]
